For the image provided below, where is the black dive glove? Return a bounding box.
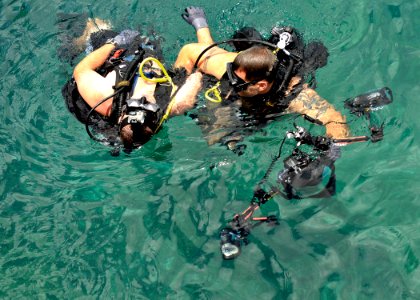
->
[107,29,139,47]
[182,6,208,30]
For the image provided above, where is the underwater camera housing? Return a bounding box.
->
[344,87,393,116]
[278,149,336,200]
[344,87,393,143]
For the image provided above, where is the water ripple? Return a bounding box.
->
[1,0,420,298]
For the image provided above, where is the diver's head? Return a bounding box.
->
[118,97,162,152]
[119,121,154,152]
[229,46,277,97]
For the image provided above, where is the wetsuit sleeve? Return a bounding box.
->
[286,88,350,139]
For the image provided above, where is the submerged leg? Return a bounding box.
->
[57,14,113,65]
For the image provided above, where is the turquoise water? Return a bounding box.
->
[1,0,420,298]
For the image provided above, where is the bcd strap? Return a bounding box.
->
[114,80,131,89]
[109,48,146,124]
[96,48,127,76]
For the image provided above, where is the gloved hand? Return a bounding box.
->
[108,29,139,47]
[181,6,208,30]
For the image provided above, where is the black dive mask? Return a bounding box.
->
[119,97,162,148]
[226,62,258,92]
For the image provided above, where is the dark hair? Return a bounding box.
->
[120,124,134,150]
[120,123,154,151]
[232,46,277,82]
[228,26,329,94]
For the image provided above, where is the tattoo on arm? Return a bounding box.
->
[288,89,349,138]
[292,91,331,118]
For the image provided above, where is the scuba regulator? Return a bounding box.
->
[119,97,162,132]
[118,97,163,148]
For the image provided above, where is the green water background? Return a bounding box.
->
[1,0,420,299]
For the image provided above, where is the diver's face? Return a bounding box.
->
[233,68,263,97]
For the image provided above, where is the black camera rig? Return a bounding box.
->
[219,87,393,259]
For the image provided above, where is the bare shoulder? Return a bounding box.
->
[74,69,115,116]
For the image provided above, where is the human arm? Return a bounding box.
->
[182,6,215,44]
[170,71,203,115]
[175,6,238,78]
[174,43,237,78]
[286,88,349,139]
[73,43,116,116]
[73,30,140,116]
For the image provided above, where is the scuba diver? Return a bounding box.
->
[171,7,395,260]
[175,6,349,154]
[61,18,202,154]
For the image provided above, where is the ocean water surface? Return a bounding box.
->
[1,0,420,299]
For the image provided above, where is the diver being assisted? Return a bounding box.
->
[61,18,202,154]
[175,6,349,153]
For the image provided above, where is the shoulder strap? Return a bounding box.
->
[108,48,146,124]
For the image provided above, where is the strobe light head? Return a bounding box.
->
[220,228,242,260]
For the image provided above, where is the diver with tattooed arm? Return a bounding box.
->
[172,8,393,260]
[175,6,349,153]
